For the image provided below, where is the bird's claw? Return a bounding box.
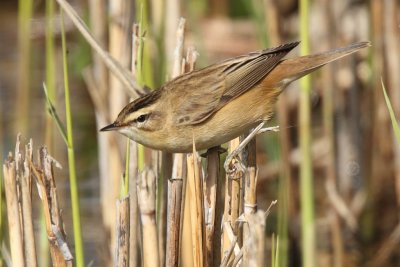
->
[224,153,245,175]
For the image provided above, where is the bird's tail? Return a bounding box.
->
[272,41,370,87]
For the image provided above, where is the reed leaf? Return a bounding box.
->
[382,80,400,144]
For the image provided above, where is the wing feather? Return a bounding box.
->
[169,42,300,125]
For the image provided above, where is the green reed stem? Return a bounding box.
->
[42,1,56,265]
[45,0,56,104]
[61,10,85,267]
[17,0,33,134]
[382,80,400,144]
[299,0,315,266]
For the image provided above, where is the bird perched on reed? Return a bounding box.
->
[101,41,369,152]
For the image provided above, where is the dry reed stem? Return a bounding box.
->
[107,1,134,256]
[243,211,266,267]
[166,17,186,267]
[55,0,144,97]
[222,138,243,264]
[244,167,258,215]
[325,178,357,231]
[18,139,37,266]
[166,169,184,267]
[128,22,140,267]
[3,158,25,267]
[34,147,72,266]
[187,152,205,267]
[220,235,238,267]
[115,196,130,266]
[223,222,241,255]
[165,0,181,77]
[368,222,400,266]
[84,7,112,262]
[88,0,108,100]
[137,169,160,267]
[204,147,222,267]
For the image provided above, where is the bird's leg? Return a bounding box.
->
[224,121,266,173]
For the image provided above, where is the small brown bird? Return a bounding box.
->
[101,41,369,152]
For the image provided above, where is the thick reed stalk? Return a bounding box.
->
[187,152,205,267]
[115,196,130,266]
[3,160,24,267]
[138,169,160,267]
[299,0,315,266]
[166,18,186,267]
[243,211,266,267]
[18,139,37,266]
[60,12,85,267]
[204,147,222,267]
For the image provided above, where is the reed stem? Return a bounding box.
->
[299,0,315,266]
[61,10,85,267]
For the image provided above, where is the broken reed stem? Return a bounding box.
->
[115,196,130,266]
[18,139,37,266]
[3,159,25,267]
[137,169,160,267]
[36,147,73,266]
[187,152,205,267]
[166,17,186,267]
[204,147,222,267]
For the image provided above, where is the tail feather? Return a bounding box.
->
[274,41,370,86]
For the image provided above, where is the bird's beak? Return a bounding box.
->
[100,122,120,132]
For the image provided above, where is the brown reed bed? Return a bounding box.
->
[2,0,400,266]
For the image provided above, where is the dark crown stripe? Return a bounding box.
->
[127,89,162,113]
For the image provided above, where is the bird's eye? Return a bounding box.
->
[136,114,148,123]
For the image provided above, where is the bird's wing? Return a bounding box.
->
[168,42,299,125]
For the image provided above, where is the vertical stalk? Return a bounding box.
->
[45,0,56,147]
[187,152,205,267]
[138,169,160,267]
[115,197,130,266]
[60,11,85,267]
[3,161,25,267]
[129,23,140,267]
[16,0,33,134]
[166,18,186,267]
[42,1,56,265]
[299,0,315,267]
[204,147,221,267]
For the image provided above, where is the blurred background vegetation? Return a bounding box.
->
[1,0,399,266]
